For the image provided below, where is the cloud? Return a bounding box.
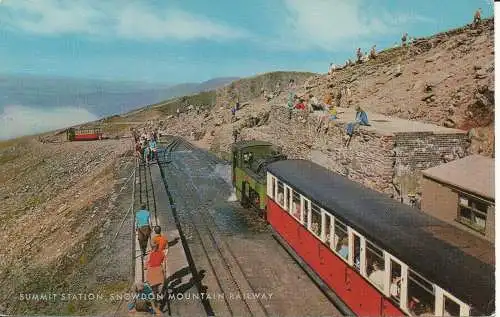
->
[115,6,249,41]
[0,105,98,140]
[0,0,248,41]
[270,0,433,52]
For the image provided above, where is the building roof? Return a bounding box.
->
[331,107,466,136]
[422,155,495,200]
[267,159,494,314]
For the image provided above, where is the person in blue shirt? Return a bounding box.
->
[355,106,370,126]
[149,139,157,161]
[136,203,151,256]
[337,237,349,260]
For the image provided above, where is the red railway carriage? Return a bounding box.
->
[265,159,494,317]
[66,127,103,141]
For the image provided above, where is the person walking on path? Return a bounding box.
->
[152,226,168,272]
[136,203,152,256]
[146,242,165,304]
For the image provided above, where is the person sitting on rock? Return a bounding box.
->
[355,106,370,126]
[294,98,306,110]
[308,94,323,111]
[328,63,336,75]
[370,45,377,59]
[473,8,481,26]
[362,51,370,62]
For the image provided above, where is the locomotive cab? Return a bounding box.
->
[231,140,286,215]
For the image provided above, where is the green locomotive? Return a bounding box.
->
[231,140,286,217]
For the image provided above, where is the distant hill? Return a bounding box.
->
[0,75,239,118]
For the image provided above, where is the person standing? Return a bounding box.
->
[232,129,239,143]
[401,32,408,47]
[136,203,152,256]
[356,48,362,63]
[473,8,481,26]
[152,226,168,272]
[287,79,296,120]
[146,242,165,302]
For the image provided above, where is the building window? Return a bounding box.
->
[456,194,488,234]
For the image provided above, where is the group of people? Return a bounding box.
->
[129,203,169,314]
[133,128,159,163]
[285,81,370,142]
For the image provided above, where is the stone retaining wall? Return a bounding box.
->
[264,105,469,205]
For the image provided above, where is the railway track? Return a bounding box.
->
[159,136,269,317]
[112,157,160,316]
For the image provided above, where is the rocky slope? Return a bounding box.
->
[0,137,135,315]
[136,19,493,158]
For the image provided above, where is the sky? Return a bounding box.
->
[0,0,494,84]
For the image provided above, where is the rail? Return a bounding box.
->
[161,136,269,316]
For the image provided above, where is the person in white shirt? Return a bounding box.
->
[390,276,401,298]
[368,261,384,289]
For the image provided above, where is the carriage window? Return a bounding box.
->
[302,199,310,226]
[324,213,332,247]
[285,187,291,212]
[407,270,435,316]
[277,181,284,206]
[352,235,361,272]
[366,241,385,291]
[270,176,276,199]
[334,221,348,260]
[389,260,402,303]
[443,296,460,316]
[310,203,321,236]
[291,191,301,220]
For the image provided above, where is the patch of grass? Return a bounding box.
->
[25,195,43,209]
[156,90,217,115]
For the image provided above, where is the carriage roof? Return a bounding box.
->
[266,159,494,314]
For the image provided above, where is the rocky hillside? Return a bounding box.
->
[0,137,135,315]
[137,18,493,158]
[306,18,494,156]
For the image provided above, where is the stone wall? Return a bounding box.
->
[393,132,468,204]
[260,105,470,205]
[266,105,395,196]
